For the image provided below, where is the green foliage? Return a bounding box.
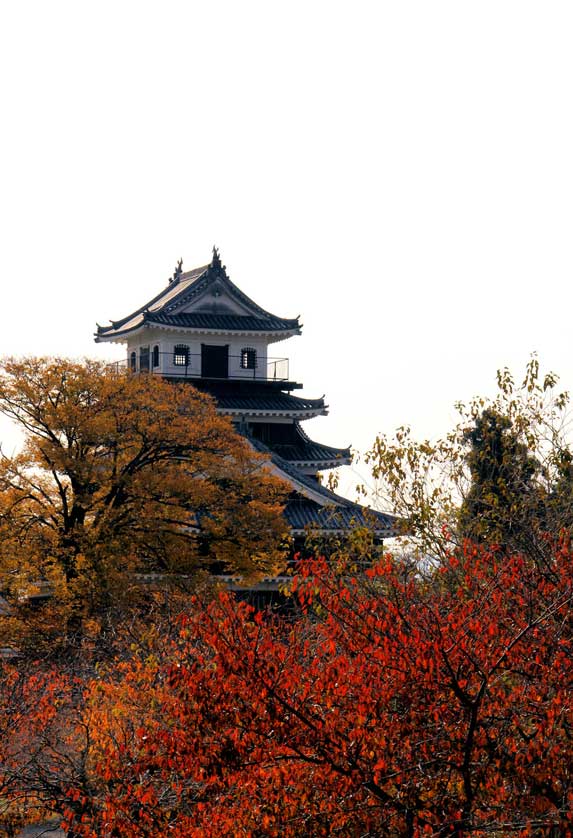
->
[458,407,541,547]
[365,355,572,562]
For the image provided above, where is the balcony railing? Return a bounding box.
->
[107,351,290,382]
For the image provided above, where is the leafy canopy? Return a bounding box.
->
[364,356,572,562]
[0,357,288,646]
[37,540,573,838]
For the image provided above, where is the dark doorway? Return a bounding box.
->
[201,344,229,378]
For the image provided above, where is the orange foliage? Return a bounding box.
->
[0,357,288,650]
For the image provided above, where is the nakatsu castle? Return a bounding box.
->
[95,248,396,551]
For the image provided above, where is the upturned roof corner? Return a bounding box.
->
[95,249,301,342]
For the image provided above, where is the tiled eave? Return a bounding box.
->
[95,263,209,338]
[213,392,327,416]
[219,407,327,420]
[149,311,300,332]
[150,323,301,339]
[251,441,400,537]
[95,255,302,344]
[289,529,393,538]
[95,321,301,343]
[288,456,352,469]
[265,424,352,470]
[285,499,398,537]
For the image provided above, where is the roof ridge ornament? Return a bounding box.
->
[169,258,183,284]
[95,249,302,339]
[210,245,228,276]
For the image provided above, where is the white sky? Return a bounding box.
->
[1,1,572,501]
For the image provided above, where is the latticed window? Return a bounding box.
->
[152,345,160,368]
[173,344,190,366]
[140,346,150,372]
[129,351,137,372]
[240,347,257,369]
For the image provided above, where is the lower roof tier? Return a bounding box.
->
[213,390,327,419]
[284,497,396,536]
[249,437,399,538]
[249,422,351,470]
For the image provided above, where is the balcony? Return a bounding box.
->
[108,350,290,383]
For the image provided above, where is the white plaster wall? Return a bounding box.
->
[124,331,291,380]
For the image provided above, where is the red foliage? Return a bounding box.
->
[13,541,573,837]
[0,662,88,833]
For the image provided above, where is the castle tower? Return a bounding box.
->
[95,248,396,549]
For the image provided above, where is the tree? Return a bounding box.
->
[458,406,542,548]
[3,358,573,837]
[364,356,573,563]
[0,661,87,837]
[50,542,573,838]
[0,357,288,650]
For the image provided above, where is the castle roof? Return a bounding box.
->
[93,245,399,543]
[249,437,398,537]
[96,249,301,343]
[267,423,352,469]
[215,391,327,420]
[284,498,395,535]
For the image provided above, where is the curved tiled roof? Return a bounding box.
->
[216,392,327,417]
[269,423,351,467]
[97,264,209,337]
[96,253,301,341]
[284,498,396,534]
[248,437,399,536]
[146,311,299,333]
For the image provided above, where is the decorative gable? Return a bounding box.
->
[96,248,301,344]
[177,281,254,318]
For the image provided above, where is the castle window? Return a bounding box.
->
[129,351,137,372]
[140,346,150,372]
[152,345,160,368]
[240,347,257,369]
[173,344,190,366]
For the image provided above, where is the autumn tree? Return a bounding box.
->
[4,357,573,837]
[0,661,88,837]
[0,357,288,650]
[46,540,573,838]
[365,356,573,562]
